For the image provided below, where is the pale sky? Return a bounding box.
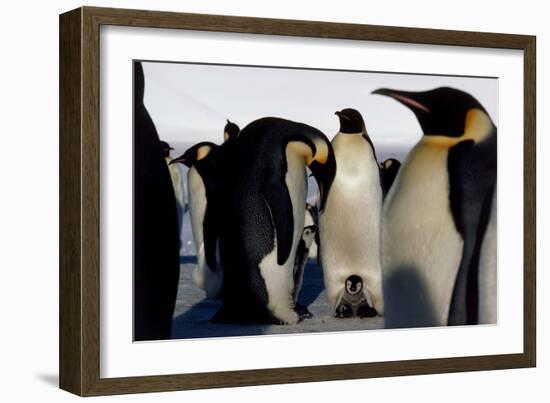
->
[141,61,497,155]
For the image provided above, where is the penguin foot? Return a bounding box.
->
[335,303,353,318]
[272,309,300,325]
[295,303,313,320]
[357,304,378,318]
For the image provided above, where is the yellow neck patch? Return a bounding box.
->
[286,138,329,166]
[310,137,329,165]
[422,108,494,148]
[196,145,212,161]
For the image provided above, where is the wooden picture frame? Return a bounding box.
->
[59,6,536,396]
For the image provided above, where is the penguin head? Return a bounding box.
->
[345,275,363,296]
[170,141,216,167]
[335,108,366,134]
[285,128,336,213]
[372,87,492,138]
[383,158,400,171]
[223,119,240,141]
[159,140,173,158]
[301,225,317,247]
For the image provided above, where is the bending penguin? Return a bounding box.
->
[373,87,497,327]
[160,140,187,237]
[318,108,384,318]
[171,142,223,299]
[379,158,401,199]
[213,117,336,325]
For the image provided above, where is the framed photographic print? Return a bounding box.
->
[59,6,536,396]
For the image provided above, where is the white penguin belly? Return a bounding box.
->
[187,167,223,298]
[166,158,186,241]
[382,141,463,327]
[258,151,306,325]
[319,133,384,313]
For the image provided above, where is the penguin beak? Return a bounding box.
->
[308,149,336,213]
[170,155,188,166]
[334,111,350,120]
[372,88,431,113]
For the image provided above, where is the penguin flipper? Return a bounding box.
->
[262,180,294,266]
[203,208,218,272]
[447,136,497,325]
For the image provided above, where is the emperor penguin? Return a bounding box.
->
[171,142,224,299]
[160,141,186,237]
[213,117,336,325]
[373,87,497,327]
[379,158,401,199]
[133,62,180,341]
[319,108,384,318]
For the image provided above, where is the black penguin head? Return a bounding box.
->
[372,87,490,137]
[383,158,401,171]
[302,225,317,238]
[335,108,365,134]
[345,275,363,295]
[159,140,173,158]
[223,119,240,141]
[170,141,216,167]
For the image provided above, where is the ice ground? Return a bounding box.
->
[171,257,384,339]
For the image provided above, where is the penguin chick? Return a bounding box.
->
[335,275,377,318]
[292,225,317,319]
[304,203,319,259]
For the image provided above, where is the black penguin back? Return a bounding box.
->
[133,62,180,340]
[447,126,497,326]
